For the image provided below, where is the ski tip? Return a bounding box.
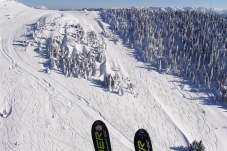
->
[92,120,105,125]
[92,120,106,132]
[134,128,153,151]
[135,128,149,136]
[91,120,112,151]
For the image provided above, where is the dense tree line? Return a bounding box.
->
[101,8,227,101]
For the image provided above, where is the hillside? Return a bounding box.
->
[0,0,227,150]
[101,8,227,101]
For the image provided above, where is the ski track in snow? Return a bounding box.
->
[0,1,227,151]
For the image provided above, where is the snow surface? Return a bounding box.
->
[0,0,227,150]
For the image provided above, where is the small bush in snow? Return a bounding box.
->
[190,140,205,151]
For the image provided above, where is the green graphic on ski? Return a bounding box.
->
[134,129,153,151]
[91,120,112,151]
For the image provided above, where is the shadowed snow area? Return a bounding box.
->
[0,0,227,151]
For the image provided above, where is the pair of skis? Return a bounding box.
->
[91,120,153,151]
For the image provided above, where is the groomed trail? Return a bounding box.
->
[0,0,227,151]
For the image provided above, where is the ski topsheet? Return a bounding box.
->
[91,120,112,151]
[134,129,153,151]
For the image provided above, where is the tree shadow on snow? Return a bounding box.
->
[14,23,54,74]
[91,79,106,89]
[168,73,227,111]
[126,46,144,62]
[170,146,190,151]
[12,40,26,47]
[136,63,154,71]
[201,97,227,112]
[91,79,119,94]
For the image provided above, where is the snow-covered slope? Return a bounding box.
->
[0,0,227,151]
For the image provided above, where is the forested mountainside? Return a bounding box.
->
[101,8,227,101]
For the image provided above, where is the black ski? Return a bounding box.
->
[134,129,153,151]
[91,120,112,151]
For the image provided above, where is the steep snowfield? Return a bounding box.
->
[0,0,227,150]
